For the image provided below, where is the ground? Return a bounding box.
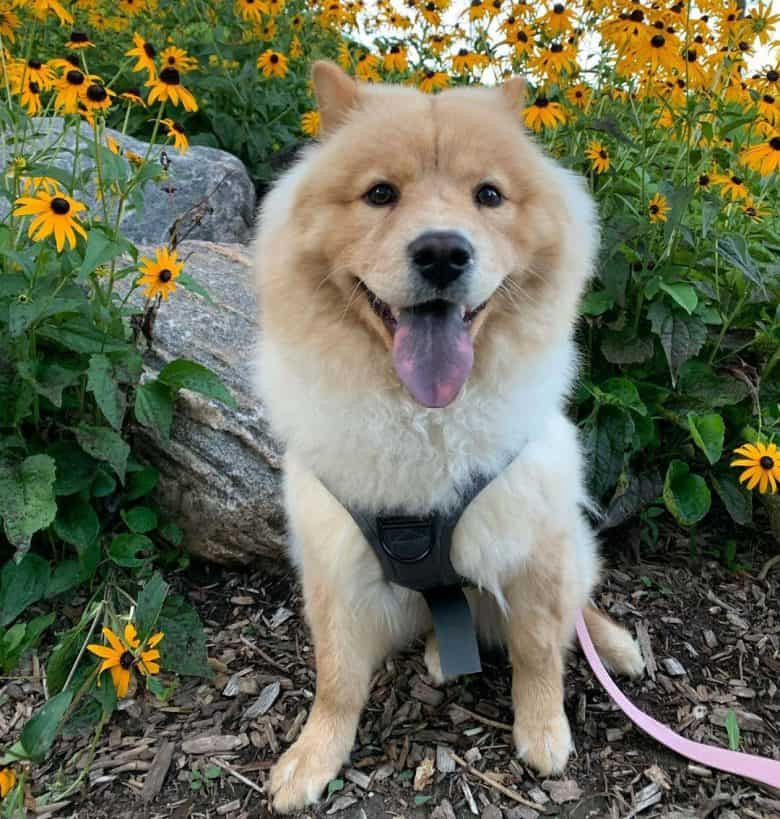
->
[3,526,779,819]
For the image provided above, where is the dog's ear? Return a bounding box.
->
[312,61,358,135]
[497,75,527,112]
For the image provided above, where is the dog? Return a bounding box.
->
[252,60,644,813]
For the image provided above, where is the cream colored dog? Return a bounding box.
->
[253,61,644,814]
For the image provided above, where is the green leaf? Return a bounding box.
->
[600,469,663,531]
[724,709,740,751]
[0,454,57,554]
[121,505,158,534]
[54,497,99,551]
[659,282,698,315]
[158,594,211,678]
[601,329,655,365]
[109,533,153,567]
[710,470,752,526]
[91,466,117,498]
[414,795,432,806]
[134,381,174,440]
[327,779,344,795]
[0,613,55,673]
[17,361,80,408]
[580,289,614,317]
[677,362,749,408]
[20,690,73,762]
[647,302,707,386]
[716,234,765,296]
[663,460,711,527]
[582,407,634,499]
[87,354,126,432]
[75,424,130,484]
[38,319,129,354]
[599,378,648,416]
[78,228,131,280]
[0,554,51,626]
[136,572,170,645]
[701,193,720,238]
[48,441,97,496]
[178,274,216,305]
[158,360,236,408]
[159,522,183,546]
[687,413,725,465]
[125,466,159,501]
[47,560,87,597]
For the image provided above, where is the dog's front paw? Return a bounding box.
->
[514,710,573,776]
[423,633,445,686]
[269,739,342,813]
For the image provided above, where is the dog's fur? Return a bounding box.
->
[253,62,644,813]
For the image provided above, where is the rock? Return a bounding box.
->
[131,240,286,565]
[2,117,256,245]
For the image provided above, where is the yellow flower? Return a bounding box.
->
[741,200,768,221]
[19,59,55,90]
[0,8,21,41]
[23,0,73,26]
[105,134,122,154]
[757,93,780,126]
[257,49,288,79]
[523,96,567,131]
[337,40,352,70]
[565,83,591,109]
[629,29,682,74]
[118,0,146,15]
[161,118,188,153]
[740,134,780,175]
[301,110,320,137]
[66,30,94,49]
[83,82,114,114]
[585,140,610,173]
[418,69,449,93]
[383,44,408,73]
[160,46,198,75]
[236,0,268,22]
[731,442,780,493]
[508,26,534,57]
[137,246,184,300]
[53,68,98,114]
[420,1,441,25]
[0,768,16,798]
[13,190,88,252]
[647,192,670,223]
[120,88,146,106]
[451,49,490,74]
[711,171,750,200]
[530,42,577,79]
[542,2,574,35]
[20,80,43,115]
[290,36,302,59]
[355,52,380,82]
[146,68,198,111]
[126,33,157,79]
[467,0,488,22]
[87,625,164,698]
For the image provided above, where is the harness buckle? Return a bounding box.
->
[376,515,436,563]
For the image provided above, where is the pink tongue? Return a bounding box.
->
[392,301,474,408]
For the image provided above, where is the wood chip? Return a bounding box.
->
[269,607,294,629]
[411,677,444,707]
[622,783,662,818]
[709,707,766,733]
[344,768,371,790]
[661,657,686,676]
[449,752,544,812]
[182,734,247,754]
[244,681,281,719]
[217,799,242,815]
[527,787,549,805]
[461,780,479,816]
[481,805,502,819]
[431,799,457,819]
[414,757,436,791]
[635,621,656,681]
[326,795,358,814]
[436,745,456,773]
[505,808,540,819]
[703,629,718,649]
[542,779,582,804]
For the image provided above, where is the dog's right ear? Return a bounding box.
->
[312,61,358,135]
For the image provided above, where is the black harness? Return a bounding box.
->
[327,461,515,680]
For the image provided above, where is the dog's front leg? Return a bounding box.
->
[505,559,575,777]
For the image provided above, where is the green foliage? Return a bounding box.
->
[724,709,741,751]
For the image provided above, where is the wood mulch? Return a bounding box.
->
[2,525,779,819]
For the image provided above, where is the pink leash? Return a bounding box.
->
[575,611,780,789]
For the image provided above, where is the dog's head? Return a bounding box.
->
[258,62,597,409]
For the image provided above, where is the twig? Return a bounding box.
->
[450,704,513,732]
[31,801,71,817]
[209,758,264,795]
[239,636,289,674]
[62,600,104,693]
[448,751,542,811]
[758,554,780,581]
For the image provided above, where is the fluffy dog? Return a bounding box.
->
[253,61,644,813]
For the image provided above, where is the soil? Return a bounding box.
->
[3,525,779,819]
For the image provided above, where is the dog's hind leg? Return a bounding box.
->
[582,604,644,678]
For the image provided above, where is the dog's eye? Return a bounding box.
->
[475,184,503,207]
[364,183,399,206]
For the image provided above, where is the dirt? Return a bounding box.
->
[3,524,779,819]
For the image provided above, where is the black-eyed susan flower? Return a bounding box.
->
[731,442,780,493]
[268,0,285,14]
[160,46,198,74]
[0,768,16,798]
[632,30,682,73]
[146,67,198,111]
[747,1,780,45]
[711,171,750,200]
[451,49,490,74]
[467,0,488,22]
[53,68,91,114]
[20,80,43,115]
[257,49,288,79]
[290,36,302,59]
[301,110,320,137]
[383,44,408,73]
[418,69,449,93]
[585,140,610,173]
[428,33,453,55]
[757,94,780,125]
[355,51,380,82]
[565,82,591,109]
[105,134,122,154]
[290,12,304,29]
[740,134,780,175]
[137,246,183,300]
[420,1,441,25]
[337,40,352,70]
[236,0,268,22]
[87,625,163,698]
[648,192,670,222]
[509,26,534,56]
[118,0,146,16]
[20,58,54,90]
[83,82,114,113]
[126,33,157,79]
[13,189,88,252]
[25,0,73,26]
[741,200,768,220]
[523,96,567,131]
[66,30,94,49]
[161,118,188,153]
[120,88,146,106]
[0,8,20,41]
[543,2,575,34]
[256,19,277,40]
[530,42,577,78]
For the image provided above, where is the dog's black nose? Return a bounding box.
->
[409,231,473,289]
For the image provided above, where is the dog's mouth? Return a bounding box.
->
[359,282,488,408]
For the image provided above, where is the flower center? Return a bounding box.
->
[698,174,709,185]
[28,59,42,69]
[159,67,181,85]
[630,9,643,20]
[730,175,742,185]
[70,31,88,42]
[650,34,666,48]
[87,84,107,102]
[120,650,135,669]
[760,455,774,470]
[770,137,780,151]
[270,54,279,63]
[51,197,71,215]
[763,94,775,104]
[687,49,697,62]
[553,3,564,12]
[745,207,756,217]
[535,96,549,107]
[29,81,40,94]
[391,45,400,53]
[649,204,659,213]
[158,268,172,282]
[144,42,156,58]
[599,149,607,159]
[66,69,85,86]
[518,31,528,41]
[767,70,779,82]
[551,42,563,52]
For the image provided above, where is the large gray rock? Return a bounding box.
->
[132,240,286,565]
[1,117,256,245]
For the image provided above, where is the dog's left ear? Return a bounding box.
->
[497,75,527,112]
[312,60,359,135]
